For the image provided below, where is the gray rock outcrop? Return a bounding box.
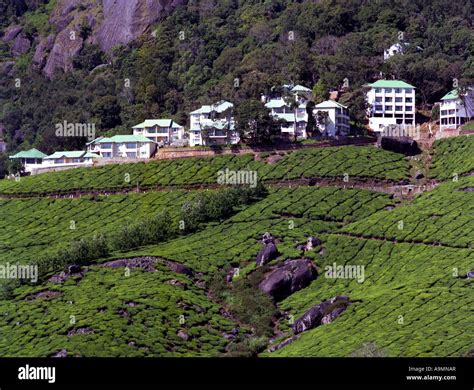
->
[292,296,351,334]
[258,259,318,301]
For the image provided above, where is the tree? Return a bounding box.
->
[235,99,280,145]
[312,79,329,103]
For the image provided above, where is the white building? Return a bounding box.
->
[87,135,156,158]
[439,89,474,131]
[366,80,416,132]
[189,100,239,146]
[262,84,312,139]
[132,119,185,145]
[42,151,99,167]
[313,100,350,136]
[384,42,423,61]
[9,148,47,174]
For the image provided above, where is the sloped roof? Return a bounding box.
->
[265,99,286,109]
[132,119,173,128]
[84,152,101,159]
[369,80,415,89]
[291,84,312,92]
[190,100,233,114]
[10,148,47,159]
[44,151,86,160]
[441,90,459,100]
[314,100,348,109]
[98,135,154,143]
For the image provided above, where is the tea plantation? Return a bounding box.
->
[0,140,472,357]
[429,135,474,180]
[0,145,410,195]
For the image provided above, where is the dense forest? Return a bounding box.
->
[0,0,472,174]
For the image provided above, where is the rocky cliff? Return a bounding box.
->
[3,0,186,78]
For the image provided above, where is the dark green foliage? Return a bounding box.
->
[179,185,268,233]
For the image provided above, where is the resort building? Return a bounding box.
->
[366,80,416,132]
[42,151,99,167]
[313,100,350,136]
[9,148,47,174]
[262,84,312,139]
[439,88,474,131]
[132,119,185,144]
[87,135,157,159]
[189,100,239,146]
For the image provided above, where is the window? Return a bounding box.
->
[102,152,112,158]
[385,105,393,111]
[374,105,383,111]
[101,143,112,149]
[395,97,402,103]
[72,158,81,163]
[375,97,382,102]
[55,159,65,164]
[126,152,137,158]
[406,106,412,111]
[126,143,137,149]
[395,88,402,93]
[406,97,412,103]
[385,97,392,102]
[395,106,403,111]
[375,88,381,93]
[385,88,392,93]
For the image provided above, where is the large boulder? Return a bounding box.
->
[380,136,421,156]
[256,242,279,266]
[292,296,351,334]
[259,259,318,301]
[256,232,279,266]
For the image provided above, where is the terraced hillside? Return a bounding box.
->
[429,135,474,180]
[0,146,410,195]
[0,141,472,358]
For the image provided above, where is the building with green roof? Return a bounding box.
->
[87,134,157,159]
[132,119,185,144]
[189,100,238,146]
[366,79,416,132]
[439,88,473,131]
[9,148,47,173]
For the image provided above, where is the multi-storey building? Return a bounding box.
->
[189,100,239,146]
[313,100,350,136]
[366,80,416,132]
[262,84,312,139]
[439,89,473,131]
[132,119,185,144]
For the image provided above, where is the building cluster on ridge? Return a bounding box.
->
[9,79,474,175]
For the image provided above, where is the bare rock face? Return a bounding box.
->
[0,61,16,76]
[292,296,351,334]
[11,34,31,56]
[32,35,55,70]
[259,259,318,302]
[2,25,23,42]
[43,27,84,78]
[96,0,185,52]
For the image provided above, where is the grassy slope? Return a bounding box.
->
[0,146,410,195]
[0,142,473,357]
[429,135,474,179]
